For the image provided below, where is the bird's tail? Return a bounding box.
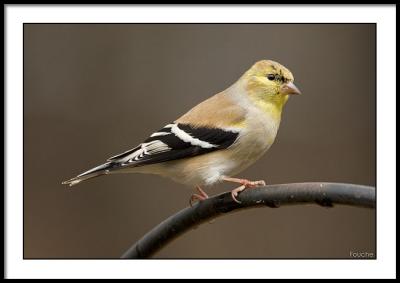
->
[62,162,118,187]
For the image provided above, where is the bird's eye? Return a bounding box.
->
[267,74,276,81]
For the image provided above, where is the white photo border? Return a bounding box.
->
[5,4,396,279]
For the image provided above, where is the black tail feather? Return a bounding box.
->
[62,162,118,186]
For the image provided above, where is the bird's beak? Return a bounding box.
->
[280,82,301,95]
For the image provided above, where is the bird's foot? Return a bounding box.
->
[189,186,209,207]
[222,177,266,203]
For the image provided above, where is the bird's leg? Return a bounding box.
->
[222,176,266,188]
[222,176,266,203]
[189,186,209,207]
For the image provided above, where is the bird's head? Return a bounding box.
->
[241,60,301,114]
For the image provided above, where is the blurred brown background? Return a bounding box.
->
[24,24,376,258]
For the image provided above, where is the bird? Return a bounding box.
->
[62,60,301,204]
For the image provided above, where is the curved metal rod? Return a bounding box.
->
[121,182,375,259]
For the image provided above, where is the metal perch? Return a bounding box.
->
[121,182,375,259]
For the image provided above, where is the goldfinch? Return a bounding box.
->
[62,60,301,203]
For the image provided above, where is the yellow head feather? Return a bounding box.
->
[241,60,297,118]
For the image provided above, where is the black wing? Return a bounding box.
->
[107,123,239,167]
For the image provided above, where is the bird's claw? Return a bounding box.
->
[189,186,209,207]
[231,179,266,203]
[231,185,245,203]
[246,180,266,188]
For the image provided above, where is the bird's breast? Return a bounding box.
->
[228,109,281,171]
